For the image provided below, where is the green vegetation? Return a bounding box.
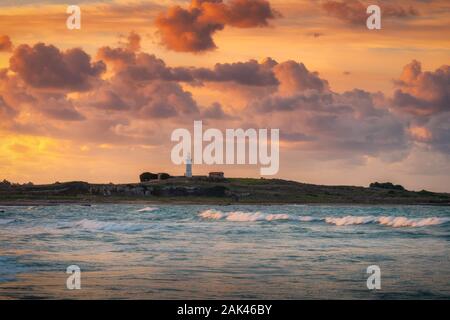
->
[1,178,450,205]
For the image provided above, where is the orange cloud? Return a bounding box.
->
[393,60,450,117]
[409,126,432,142]
[9,43,105,91]
[155,0,279,52]
[0,35,13,52]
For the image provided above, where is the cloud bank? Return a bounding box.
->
[0,32,449,185]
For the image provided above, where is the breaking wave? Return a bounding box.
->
[199,210,449,228]
[136,207,159,212]
[199,209,290,222]
[378,216,449,227]
[324,216,450,227]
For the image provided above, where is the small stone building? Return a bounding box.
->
[209,172,224,179]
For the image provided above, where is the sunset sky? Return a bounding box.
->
[0,0,449,191]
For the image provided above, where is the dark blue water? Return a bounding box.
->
[0,204,449,299]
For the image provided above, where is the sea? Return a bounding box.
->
[0,204,449,299]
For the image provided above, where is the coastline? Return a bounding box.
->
[2,198,450,207]
[2,178,450,207]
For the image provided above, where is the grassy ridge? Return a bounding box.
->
[1,178,450,205]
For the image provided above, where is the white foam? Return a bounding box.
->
[296,216,321,222]
[325,216,377,226]
[199,210,290,222]
[265,214,290,221]
[377,216,450,228]
[136,207,159,212]
[198,209,449,228]
[199,209,224,220]
[226,212,289,222]
[324,215,450,228]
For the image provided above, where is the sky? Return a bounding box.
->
[0,0,449,192]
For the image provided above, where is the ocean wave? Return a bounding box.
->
[73,219,144,232]
[324,216,377,226]
[136,207,159,212]
[296,216,322,222]
[199,209,289,222]
[198,210,450,228]
[199,209,224,220]
[377,216,450,228]
[227,212,290,222]
[324,215,450,227]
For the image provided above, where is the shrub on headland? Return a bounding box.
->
[140,172,158,182]
[369,182,406,191]
[157,173,171,180]
[0,179,12,188]
[0,180,34,189]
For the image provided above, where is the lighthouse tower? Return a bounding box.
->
[185,154,192,178]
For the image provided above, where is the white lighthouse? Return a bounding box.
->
[185,154,192,178]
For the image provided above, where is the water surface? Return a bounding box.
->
[0,204,449,299]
